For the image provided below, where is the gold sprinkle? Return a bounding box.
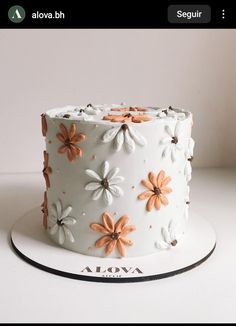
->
[91,154,96,160]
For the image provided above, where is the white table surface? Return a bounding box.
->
[0,168,236,323]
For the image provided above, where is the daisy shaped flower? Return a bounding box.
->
[56,123,86,162]
[184,138,195,183]
[49,201,77,245]
[155,220,183,250]
[138,170,172,212]
[90,212,136,257]
[74,104,103,120]
[85,161,124,206]
[160,121,184,162]
[101,123,147,154]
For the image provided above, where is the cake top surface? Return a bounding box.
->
[45,103,191,125]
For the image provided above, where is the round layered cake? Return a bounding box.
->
[41,104,194,258]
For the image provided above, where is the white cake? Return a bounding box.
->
[41,104,194,258]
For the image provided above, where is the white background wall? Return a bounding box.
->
[0,29,235,173]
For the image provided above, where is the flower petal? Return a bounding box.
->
[157,170,165,187]
[165,125,173,137]
[160,137,171,145]
[146,195,156,212]
[161,186,172,194]
[106,167,119,180]
[58,145,67,154]
[69,123,76,138]
[90,223,109,234]
[49,223,58,235]
[162,146,170,158]
[103,189,113,206]
[102,212,115,232]
[56,201,62,219]
[162,227,171,244]
[156,240,170,250]
[58,226,65,245]
[85,182,101,191]
[155,197,161,210]
[119,237,133,246]
[62,216,77,225]
[117,239,126,257]
[59,123,69,139]
[109,176,124,185]
[61,206,72,219]
[109,185,123,197]
[85,169,102,181]
[102,127,119,143]
[101,161,109,178]
[114,129,124,152]
[171,147,177,162]
[128,126,147,146]
[124,130,135,153]
[141,179,154,190]
[115,215,129,233]
[148,172,157,187]
[56,133,66,143]
[161,176,171,187]
[120,225,136,237]
[92,187,104,200]
[63,225,75,243]
[105,240,116,256]
[160,194,169,205]
[71,133,86,144]
[95,235,111,248]
[176,143,183,151]
[67,148,75,162]
[138,191,153,200]
[174,121,181,137]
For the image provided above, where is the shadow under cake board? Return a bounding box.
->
[10,207,216,283]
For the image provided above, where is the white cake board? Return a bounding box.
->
[10,207,216,283]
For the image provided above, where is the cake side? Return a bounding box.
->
[41,104,194,258]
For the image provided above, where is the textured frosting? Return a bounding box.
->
[41,104,194,258]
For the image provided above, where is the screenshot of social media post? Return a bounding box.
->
[0,0,235,324]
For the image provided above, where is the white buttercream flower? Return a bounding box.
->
[101,124,147,154]
[155,220,183,250]
[49,201,77,245]
[156,107,186,120]
[184,138,195,183]
[160,121,184,162]
[85,161,124,206]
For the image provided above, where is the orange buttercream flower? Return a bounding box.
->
[41,191,48,229]
[90,212,136,257]
[42,151,52,189]
[103,113,151,123]
[111,106,148,112]
[56,123,86,162]
[138,170,172,212]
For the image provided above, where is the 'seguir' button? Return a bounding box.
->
[168,5,211,23]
